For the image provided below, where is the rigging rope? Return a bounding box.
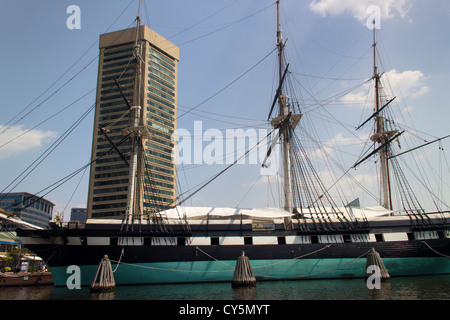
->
[0,102,96,200]
[2,135,128,212]
[177,47,277,120]
[177,130,273,205]
[173,3,274,48]
[0,0,136,137]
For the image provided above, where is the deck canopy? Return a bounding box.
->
[163,206,294,220]
[163,205,392,220]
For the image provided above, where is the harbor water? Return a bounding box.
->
[1,274,449,300]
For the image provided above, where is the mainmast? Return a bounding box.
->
[277,1,293,212]
[269,0,301,212]
[371,21,393,210]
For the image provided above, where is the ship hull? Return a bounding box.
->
[48,256,449,287]
[17,226,450,286]
[16,211,450,286]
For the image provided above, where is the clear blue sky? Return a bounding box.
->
[1,0,449,220]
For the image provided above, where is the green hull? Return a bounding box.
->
[53,256,450,287]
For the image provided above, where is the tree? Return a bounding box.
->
[4,247,29,272]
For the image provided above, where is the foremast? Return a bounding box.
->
[122,0,150,231]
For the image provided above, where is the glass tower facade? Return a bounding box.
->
[87,25,179,219]
[0,192,54,229]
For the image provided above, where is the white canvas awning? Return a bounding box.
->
[348,206,392,218]
[85,205,392,225]
[163,206,294,220]
[298,205,392,219]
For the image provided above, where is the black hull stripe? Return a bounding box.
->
[23,238,450,267]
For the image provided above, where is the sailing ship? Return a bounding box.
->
[6,1,450,286]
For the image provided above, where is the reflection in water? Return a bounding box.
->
[0,285,53,300]
[367,280,392,300]
[232,285,257,300]
[1,275,449,300]
[90,291,116,300]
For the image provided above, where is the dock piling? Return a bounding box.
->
[365,248,390,281]
[90,255,116,292]
[232,251,256,287]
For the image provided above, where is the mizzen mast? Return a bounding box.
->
[370,20,396,210]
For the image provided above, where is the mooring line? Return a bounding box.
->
[112,248,124,272]
[194,246,235,269]
[110,245,335,275]
[254,249,372,280]
[252,244,333,269]
[108,259,233,273]
[422,241,450,258]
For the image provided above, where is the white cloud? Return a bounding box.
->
[341,69,429,105]
[251,173,283,188]
[340,88,370,105]
[384,69,430,97]
[309,0,412,23]
[0,125,57,159]
[328,132,364,147]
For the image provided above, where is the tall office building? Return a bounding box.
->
[87,25,179,219]
[70,207,87,222]
[0,192,54,229]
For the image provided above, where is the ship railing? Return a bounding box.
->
[67,221,85,229]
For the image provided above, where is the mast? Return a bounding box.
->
[276,0,293,212]
[371,21,393,210]
[123,0,145,231]
[276,0,283,86]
